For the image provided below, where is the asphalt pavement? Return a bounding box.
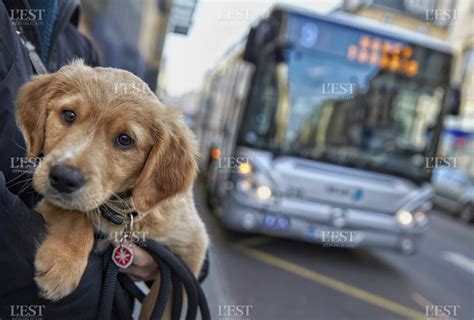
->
[197,180,474,320]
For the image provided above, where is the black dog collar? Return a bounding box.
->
[99,189,136,225]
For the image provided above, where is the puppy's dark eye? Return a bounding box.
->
[116,134,134,149]
[61,110,76,123]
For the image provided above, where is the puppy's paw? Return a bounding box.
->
[34,244,87,301]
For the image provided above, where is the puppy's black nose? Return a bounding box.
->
[49,164,85,193]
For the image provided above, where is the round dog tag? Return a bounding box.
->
[112,243,134,269]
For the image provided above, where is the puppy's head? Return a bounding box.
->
[16,60,198,217]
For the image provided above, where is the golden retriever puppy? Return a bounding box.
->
[15,60,209,319]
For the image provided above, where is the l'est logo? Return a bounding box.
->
[10,305,45,318]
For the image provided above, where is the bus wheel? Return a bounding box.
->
[459,203,474,223]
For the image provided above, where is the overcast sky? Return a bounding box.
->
[162,0,342,96]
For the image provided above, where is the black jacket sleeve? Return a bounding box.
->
[0,172,108,320]
[0,0,38,207]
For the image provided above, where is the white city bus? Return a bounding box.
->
[195,5,459,254]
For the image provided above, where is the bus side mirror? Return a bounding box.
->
[243,27,257,64]
[447,86,461,115]
[243,21,274,64]
[274,40,293,63]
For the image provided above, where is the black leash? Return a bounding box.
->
[97,191,210,319]
[97,239,210,320]
[98,246,120,319]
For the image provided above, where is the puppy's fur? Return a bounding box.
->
[16,61,209,319]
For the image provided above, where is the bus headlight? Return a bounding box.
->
[396,210,414,227]
[237,178,252,192]
[236,178,275,202]
[414,211,428,227]
[256,185,272,201]
[396,202,430,229]
[232,160,279,203]
[238,162,252,175]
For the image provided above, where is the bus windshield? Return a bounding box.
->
[239,15,452,182]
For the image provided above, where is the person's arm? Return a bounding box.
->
[0,172,120,319]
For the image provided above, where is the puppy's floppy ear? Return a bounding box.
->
[16,73,54,157]
[132,106,199,213]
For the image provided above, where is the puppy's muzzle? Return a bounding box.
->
[49,164,85,194]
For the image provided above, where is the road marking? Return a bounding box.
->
[233,244,425,320]
[442,251,474,275]
[411,292,433,309]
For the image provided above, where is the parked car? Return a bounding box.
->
[432,168,474,223]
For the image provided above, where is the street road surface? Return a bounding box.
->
[197,179,474,320]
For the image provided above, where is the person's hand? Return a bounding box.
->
[113,242,159,281]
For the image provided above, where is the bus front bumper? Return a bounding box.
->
[216,191,427,254]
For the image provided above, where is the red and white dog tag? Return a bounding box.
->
[112,243,134,269]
